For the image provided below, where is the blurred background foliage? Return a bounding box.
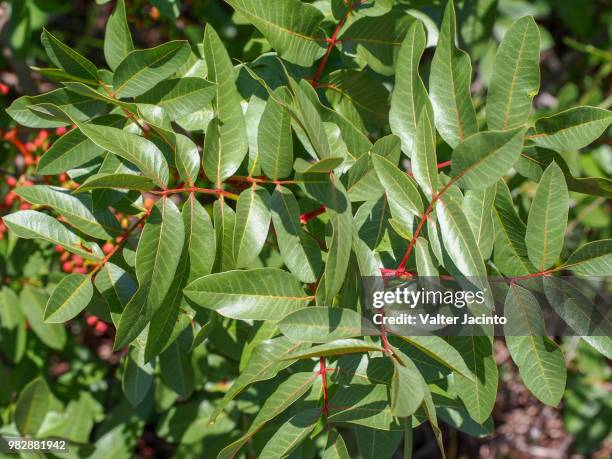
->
[0,1,610,458]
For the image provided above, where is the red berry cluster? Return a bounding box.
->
[1,127,73,240]
[54,245,89,274]
[85,314,109,335]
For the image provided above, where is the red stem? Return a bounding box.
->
[503,269,554,283]
[90,212,148,276]
[319,356,329,416]
[300,205,326,224]
[150,187,239,200]
[311,0,363,86]
[397,176,460,273]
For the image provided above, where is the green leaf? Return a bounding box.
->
[284,339,385,360]
[159,334,195,398]
[429,0,478,147]
[224,0,326,67]
[449,336,498,423]
[259,408,320,459]
[20,286,67,351]
[44,274,94,323]
[183,194,216,280]
[94,262,136,323]
[233,185,271,268]
[15,378,53,436]
[184,268,311,320]
[527,107,612,152]
[413,110,438,200]
[372,154,423,219]
[135,78,215,121]
[486,16,540,130]
[209,337,309,423]
[76,174,156,193]
[414,237,439,276]
[37,115,124,174]
[144,252,190,362]
[3,210,102,261]
[173,134,200,186]
[389,20,432,155]
[218,371,317,459]
[339,10,415,76]
[525,162,568,271]
[259,87,294,180]
[290,79,332,160]
[451,127,527,189]
[323,70,390,129]
[346,135,400,202]
[564,240,612,276]
[504,285,566,405]
[122,348,154,406]
[74,121,170,188]
[202,25,248,185]
[399,336,474,380]
[322,176,353,304]
[6,89,106,128]
[492,180,535,276]
[113,41,191,98]
[354,426,403,459]
[279,307,373,343]
[104,0,133,70]
[114,198,184,349]
[390,349,425,417]
[464,187,495,259]
[436,193,487,277]
[213,199,236,272]
[329,384,399,430]
[15,185,121,239]
[270,186,322,283]
[323,429,350,459]
[354,196,391,250]
[41,28,98,82]
[543,277,612,359]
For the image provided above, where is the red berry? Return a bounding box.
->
[25,142,36,152]
[0,83,9,95]
[54,245,64,253]
[62,261,73,272]
[73,266,88,274]
[102,242,114,254]
[72,255,84,267]
[95,321,108,334]
[19,203,31,210]
[55,126,68,136]
[3,192,15,206]
[86,316,98,326]
[6,176,17,187]
[24,156,35,166]
[59,173,68,183]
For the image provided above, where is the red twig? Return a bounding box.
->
[90,212,148,277]
[502,269,555,283]
[300,205,326,224]
[319,356,329,417]
[397,176,460,273]
[311,0,364,87]
[227,175,298,186]
[149,187,239,200]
